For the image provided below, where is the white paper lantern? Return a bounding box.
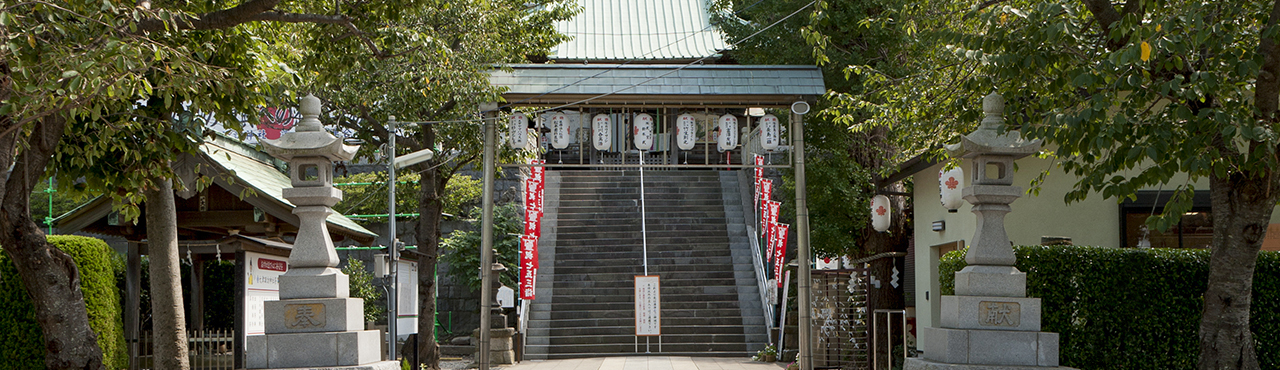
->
[816,257,840,270]
[508,113,528,149]
[759,114,780,151]
[676,114,697,150]
[939,166,965,211]
[549,112,570,149]
[633,113,655,151]
[592,114,612,151]
[870,194,891,232]
[718,114,738,152]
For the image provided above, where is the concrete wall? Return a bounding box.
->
[910,154,1280,353]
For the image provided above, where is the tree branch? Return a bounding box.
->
[134,0,385,57]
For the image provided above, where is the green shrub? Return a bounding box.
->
[0,235,127,369]
[940,246,1278,370]
[440,203,522,292]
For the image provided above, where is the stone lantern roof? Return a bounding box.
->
[946,92,1041,159]
[261,94,358,162]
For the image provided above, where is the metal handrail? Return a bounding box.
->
[747,225,775,343]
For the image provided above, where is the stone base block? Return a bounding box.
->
[920,327,1059,367]
[941,295,1040,331]
[954,265,1026,297]
[905,357,1076,370]
[265,298,363,334]
[246,330,381,369]
[280,269,349,299]
[472,328,516,365]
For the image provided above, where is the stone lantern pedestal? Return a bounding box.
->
[246,95,398,370]
[906,93,1073,370]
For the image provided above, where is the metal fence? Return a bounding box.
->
[136,329,235,370]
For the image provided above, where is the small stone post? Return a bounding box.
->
[906,93,1073,369]
[475,263,515,364]
[246,95,398,370]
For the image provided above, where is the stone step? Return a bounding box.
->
[545,332,750,345]
[529,312,765,324]
[537,351,755,360]
[554,236,730,247]
[554,256,733,267]
[537,343,751,355]
[550,293,742,304]
[554,249,731,261]
[549,300,743,311]
[546,308,747,320]
[558,199,725,208]
[550,285,739,296]
[555,218,729,228]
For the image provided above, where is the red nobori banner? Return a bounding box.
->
[765,200,780,261]
[524,209,541,238]
[774,223,789,287]
[759,180,774,230]
[519,235,539,300]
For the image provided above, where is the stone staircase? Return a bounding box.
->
[524,170,768,359]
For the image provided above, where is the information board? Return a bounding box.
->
[244,251,287,336]
[396,260,419,339]
[634,275,661,336]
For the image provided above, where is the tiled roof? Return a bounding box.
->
[491,64,825,106]
[549,0,729,62]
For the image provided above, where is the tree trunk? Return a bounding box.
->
[415,126,442,370]
[144,179,190,370]
[0,115,107,370]
[1199,170,1274,370]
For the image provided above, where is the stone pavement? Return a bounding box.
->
[497,357,787,370]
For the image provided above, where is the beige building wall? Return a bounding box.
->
[910,154,1280,353]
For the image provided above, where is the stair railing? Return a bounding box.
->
[747,225,776,343]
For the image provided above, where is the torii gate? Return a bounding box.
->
[474,63,826,370]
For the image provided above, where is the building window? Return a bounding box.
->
[1120,190,1212,249]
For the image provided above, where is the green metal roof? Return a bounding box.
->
[491,64,825,107]
[53,135,377,244]
[550,0,729,62]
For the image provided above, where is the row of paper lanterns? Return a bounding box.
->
[507,112,780,152]
[869,166,965,232]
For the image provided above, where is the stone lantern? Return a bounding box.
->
[906,92,1072,369]
[247,94,397,370]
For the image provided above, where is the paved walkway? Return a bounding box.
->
[497,357,786,370]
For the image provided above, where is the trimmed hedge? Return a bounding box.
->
[0,236,128,369]
[940,246,1278,370]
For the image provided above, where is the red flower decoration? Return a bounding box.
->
[257,107,297,140]
[876,206,887,216]
[946,177,959,189]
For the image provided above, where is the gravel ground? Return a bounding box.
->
[440,355,475,370]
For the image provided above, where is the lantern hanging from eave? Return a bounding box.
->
[870,194,891,232]
[759,114,780,151]
[549,111,570,149]
[676,113,697,150]
[939,166,965,212]
[508,113,528,149]
[592,114,612,151]
[634,113,655,151]
[718,114,738,152]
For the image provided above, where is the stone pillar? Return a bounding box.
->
[246,95,398,370]
[474,263,515,365]
[906,93,1072,370]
